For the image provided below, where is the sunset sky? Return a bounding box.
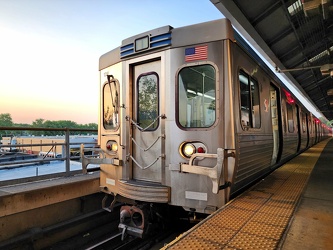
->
[0,0,222,124]
[0,0,325,126]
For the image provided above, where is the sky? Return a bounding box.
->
[0,0,222,124]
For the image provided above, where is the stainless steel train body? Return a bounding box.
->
[82,18,331,236]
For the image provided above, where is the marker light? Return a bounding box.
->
[197,147,205,153]
[106,141,118,152]
[283,89,295,104]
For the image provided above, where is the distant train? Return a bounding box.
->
[81,18,332,238]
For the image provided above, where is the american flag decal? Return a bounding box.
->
[185,45,208,62]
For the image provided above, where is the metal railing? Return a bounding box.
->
[0,126,98,185]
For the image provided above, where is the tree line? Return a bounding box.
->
[0,113,97,136]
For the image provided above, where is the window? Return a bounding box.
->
[135,36,149,51]
[308,116,312,134]
[137,73,159,130]
[287,103,294,133]
[177,64,216,128]
[103,78,119,130]
[302,112,307,133]
[239,70,261,129]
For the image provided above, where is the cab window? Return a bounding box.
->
[177,64,216,128]
[103,78,119,130]
[239,70,261,129]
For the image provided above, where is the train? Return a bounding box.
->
[81,18,332,238]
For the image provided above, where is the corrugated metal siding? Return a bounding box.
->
[299,133,308,151]
[234,134,273,186]
[281,135,298,160]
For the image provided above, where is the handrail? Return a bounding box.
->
[128,154,164,170]
[181,148,225,194]
[126,114,166,170]
[128,114,166,131]
[131,134,165,152]
[80,144,119,174]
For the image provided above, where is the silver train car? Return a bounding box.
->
[82,19,332,237]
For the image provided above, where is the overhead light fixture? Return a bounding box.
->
[276,64,333,78]
[320,64,333,75]
[328,89,333,96]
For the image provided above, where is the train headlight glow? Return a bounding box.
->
[179,141,208,159]
[183,143,196,158]
[111,143,118,152]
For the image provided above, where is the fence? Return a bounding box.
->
[0,126,98,185]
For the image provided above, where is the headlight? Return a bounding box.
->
[179,141,207,159]
[106,140,118,152]
[183,143,196,157]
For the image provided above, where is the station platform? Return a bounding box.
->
[0,172,100,218]
[163,138,333,249]
[0,171,101,245]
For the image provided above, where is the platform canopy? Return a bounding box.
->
[211,0,333,124]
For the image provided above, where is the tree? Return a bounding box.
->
[0,113,13,127]
[0,113,14,137]
[1,114,98,136]
[32,118,45,127]
[30,118,45,136]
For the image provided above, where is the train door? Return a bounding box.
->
[131,59,163,183]
[270,84,282,165]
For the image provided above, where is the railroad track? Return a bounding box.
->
[21,203,198,249]
[81,215,194,250]
[84,227,188,250]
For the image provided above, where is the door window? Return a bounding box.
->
[137,72,159,131]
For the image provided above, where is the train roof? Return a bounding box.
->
[99,18,234,70]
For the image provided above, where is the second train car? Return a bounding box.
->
[82,18,331,238]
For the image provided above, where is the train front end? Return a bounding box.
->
[81,19,237,238]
